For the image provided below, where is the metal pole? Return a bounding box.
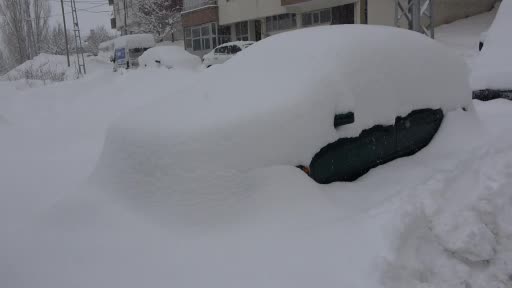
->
[60,0,70,67]
[412,0,421,33]
[123,0,127,35]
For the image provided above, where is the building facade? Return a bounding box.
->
[110,0,142,35]
[181,0,497,57]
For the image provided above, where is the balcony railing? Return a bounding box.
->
[281,0,310,6]
[183,0,217,12]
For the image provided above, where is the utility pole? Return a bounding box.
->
[395,0,434,38]
[123,0,128,35]
[70,0,87,75]
[60,0,70,67]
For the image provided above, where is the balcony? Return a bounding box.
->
[183,0,217,12]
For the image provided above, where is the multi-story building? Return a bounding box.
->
[182,0,496,57]
[109,0,141,35]
[109,0,184,41]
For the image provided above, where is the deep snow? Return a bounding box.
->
[1,21,512,288]
[471,0,512,90]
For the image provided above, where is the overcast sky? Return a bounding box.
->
[49,0,116,37]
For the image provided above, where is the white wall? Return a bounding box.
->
[367,0,497,27]
[218,0,287,25]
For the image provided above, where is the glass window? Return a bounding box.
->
[313,12,320,24]
[192,28,200,38]
[193,39,201,51]
[266,17,272,32]
[211,23,217,35]
[212,37,217,48]
[202,38,210,50]
[185,39,192,49]
[184,28,191,38]
[231,45,242,54]
[302,13,312,26]
[201,26,210,36]
[320,9,331,23]
[272,16,278,31]
[215,46,227,54]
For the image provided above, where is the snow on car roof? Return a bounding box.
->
[93,25,471,199]
[216,41,255,48]
[99,39,114,50]
[471,0,512,90]
[113,34,156,50]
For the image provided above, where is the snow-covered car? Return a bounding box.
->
[93,25,471,194]
[472,0,512,101]
[138,46,202,70]
[202,41,254,68]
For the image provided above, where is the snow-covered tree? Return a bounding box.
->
[0,49,12,75]
[133,0,183,41]
[85,26,115,56]
[42,23,74,56]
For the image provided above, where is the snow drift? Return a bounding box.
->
[139,46,201,70]
[1,54,77,82]
[92,25,471,207]
[471,0,512,90]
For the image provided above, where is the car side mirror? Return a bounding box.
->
[334,112,355,128]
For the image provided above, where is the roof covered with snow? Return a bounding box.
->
[471,0,512,90]
[99,39,114,51]
[113,34,156,50]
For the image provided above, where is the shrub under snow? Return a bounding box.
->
[2,54,77,84]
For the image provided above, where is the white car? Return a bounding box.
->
[202,41,254,67]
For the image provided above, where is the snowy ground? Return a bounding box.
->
[1,11,511,288]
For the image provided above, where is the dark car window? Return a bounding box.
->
[215,46,227,54]
[230,45,242,54]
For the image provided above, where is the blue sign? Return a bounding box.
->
[115,48,126,65]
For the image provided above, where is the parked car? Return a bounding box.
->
[138,46,201,70]
[202,41,254,68]
[113,34,156,71]
[472,0,512,101]
[96,25,471,194]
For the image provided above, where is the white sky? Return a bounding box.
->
[49,0,116,37]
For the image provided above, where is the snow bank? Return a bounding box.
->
[113,34,155,49]
[93,25,471,203]
[471,0,512,90]
[139,46,201,70]
[1,54,77,82]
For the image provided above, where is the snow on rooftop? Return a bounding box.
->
[471,0,512,90]
[113,34,156,50]
[92,25,471,206]
[99,39,114,51]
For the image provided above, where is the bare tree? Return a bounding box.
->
[0,0,51,65]
[0,49,12,75]
[133,0,183,41]
[85,26,115,56]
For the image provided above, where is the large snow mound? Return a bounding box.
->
[92,25,471,203]
[139,46,201,70]
[471,0,512,90]
[1,54,76,82]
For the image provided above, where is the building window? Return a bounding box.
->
[302,9,332,27]
[218,25,231,45]
[266,13,297,33]
[184,22,227,53]
[235,21,249,41]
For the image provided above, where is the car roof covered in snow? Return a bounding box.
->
[471,0,512,90]
[215,41,255,49]
[94,25,471,197]
[113,34,156,50]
